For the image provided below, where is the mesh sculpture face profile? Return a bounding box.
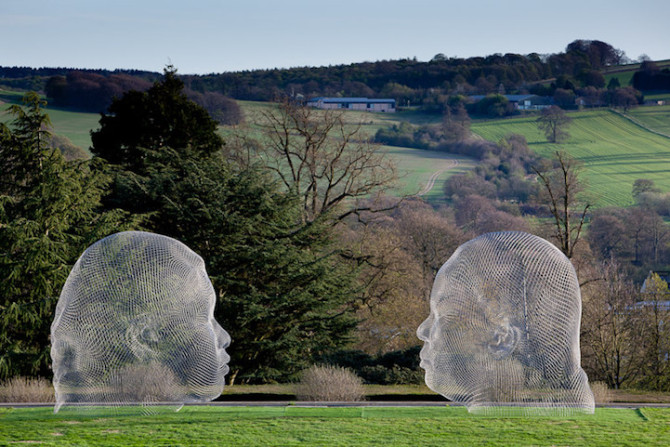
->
[417,231,594,415]
[51,231,230,412]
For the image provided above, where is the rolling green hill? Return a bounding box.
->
[471,108,670,207]
[6,88,670,207]
[1,93,475,200]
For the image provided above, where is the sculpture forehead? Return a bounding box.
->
[58,231,213,315]
[79,231,205,272]
[431,232,578,306]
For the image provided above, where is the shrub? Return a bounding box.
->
[590,381,612,404]
[295,365,364,402]
[317,346,424,385]
[112,362,183,403]
[0,376,55,403]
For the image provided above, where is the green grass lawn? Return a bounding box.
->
[471,108,670,207]
[1,405,668,446]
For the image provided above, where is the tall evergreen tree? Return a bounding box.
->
[146,151,358,382]
[0,93,128,378]
[91,66,223,172]
[90,73,358,383]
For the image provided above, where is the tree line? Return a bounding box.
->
[1,39,658,117]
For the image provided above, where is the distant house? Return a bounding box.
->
[306,97,396,113]
[469,94,552,110]
[640,270,670,294]
[631,271,670,312]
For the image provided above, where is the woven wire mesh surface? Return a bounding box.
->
[417,231,594,415]
[51,231,230,413]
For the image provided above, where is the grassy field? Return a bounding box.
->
[0,89,100,151]
[1,94,474,201]
[383,146,476,200]
[471,108,670,207]
[602,59,670,90]
[628,105,670,136]
[235,101,476,201]
[1,405,668,446]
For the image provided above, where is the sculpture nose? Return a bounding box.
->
[416,315,434,342]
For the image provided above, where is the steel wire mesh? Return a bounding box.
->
[417,231,594,415]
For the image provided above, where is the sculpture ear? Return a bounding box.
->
[487,324,520,359]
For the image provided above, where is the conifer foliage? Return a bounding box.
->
[0,93,126,378]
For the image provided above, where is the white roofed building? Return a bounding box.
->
[306,97,396,112]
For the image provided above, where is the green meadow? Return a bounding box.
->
[227,101,477,201]
[1,406,669,446]
[471,108,670,207]
[0,89,100,151]
[7,89,670,206]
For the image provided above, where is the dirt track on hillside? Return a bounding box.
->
[416,159,459,196]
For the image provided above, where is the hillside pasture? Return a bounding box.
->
[384,146,476,201]
[1,406,669,446]
[628,105,670,136]
[235,101,475,201]
[471,109,670,207]
[602,59,670,90]
[1,89,99,152]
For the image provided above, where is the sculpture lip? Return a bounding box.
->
[418,347,431,369]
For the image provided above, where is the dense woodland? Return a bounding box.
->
[3,40,670,392]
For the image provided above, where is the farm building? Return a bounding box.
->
[306,97,396,112]
[470,94,552,110]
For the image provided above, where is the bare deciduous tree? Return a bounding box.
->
[393,201,466,295]
[580,260,645,389]
[343,224,427,353]
[537,105,571,143]
[256,99,397,223]
[638,273,670,391]
[534,151,590,259]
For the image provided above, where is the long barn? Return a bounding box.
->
[306,97,396,112]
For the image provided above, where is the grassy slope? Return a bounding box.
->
[236,101,477,201]
[628,105,670,136]
[0,89,100,152]
[1,406,668,446]
[602,59,670,86]
[471,108,670,207]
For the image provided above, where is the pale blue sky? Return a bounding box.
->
[3,0,669,74]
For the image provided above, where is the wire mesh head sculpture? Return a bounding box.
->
[417,231,594,415]
[51,231,230,413]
